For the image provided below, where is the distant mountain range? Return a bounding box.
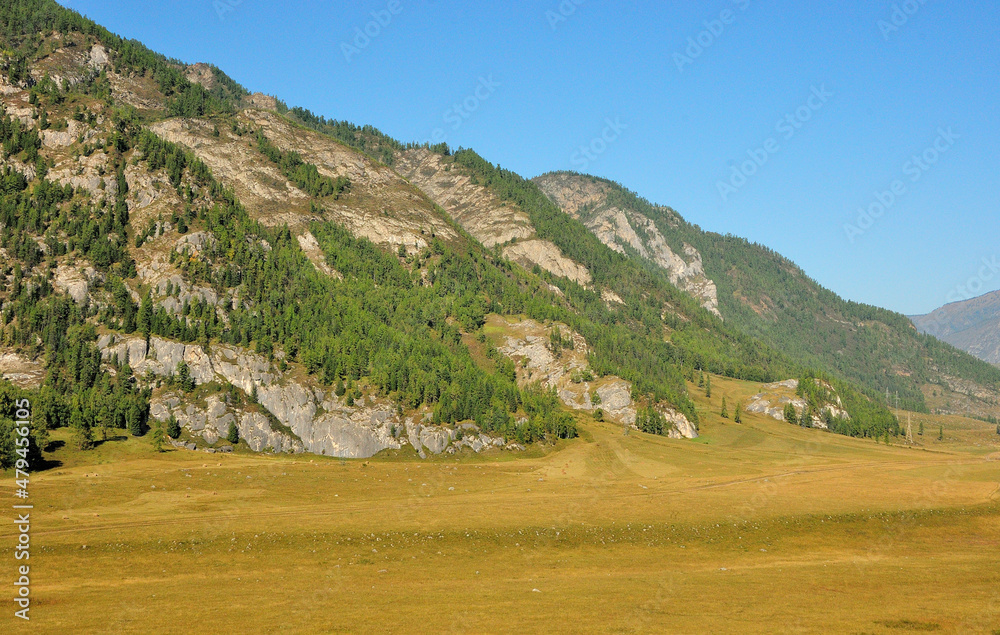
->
[911,290,1000,366]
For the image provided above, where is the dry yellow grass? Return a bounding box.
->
[3,374,999,633]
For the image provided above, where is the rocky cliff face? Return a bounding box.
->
[98,334,512,458]
[395,148,592,286]
[150,110,458,252]
[489,316,697,439]
[533,173,720,317]
[745,379,850,429]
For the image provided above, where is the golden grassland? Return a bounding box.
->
[2,375,999,634]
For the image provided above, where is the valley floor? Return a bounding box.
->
[3,377,999,634]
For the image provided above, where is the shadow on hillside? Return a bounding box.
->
[93,435,128,447]
[35,440,64,471]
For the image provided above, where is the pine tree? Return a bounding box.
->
[151,423,164,452]
[126,402,145,436]
[176,361,195,392]
[138,292,153,341]
[783,403,797,424]
[918,419,924,436]
[720,396,728,419]
[227,422,240,445]
[705,375,711,398]
[166,414,181,439]
[938,425,943,441]
[74,422,94,450]
[697,371,704,388]
[734,402,742,424]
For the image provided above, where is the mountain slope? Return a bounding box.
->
[0,0,962,469]
[912,290,1000,366]
[533,172,1000,418]
[0,0,741,462]
[535,172,720,316]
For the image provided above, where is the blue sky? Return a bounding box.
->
[61,0,999,315]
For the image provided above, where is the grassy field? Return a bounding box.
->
[3,375,999,633]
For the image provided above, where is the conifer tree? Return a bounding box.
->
[138,291,153,341]
[720,396,728,419]
[227,422,240,445]
[176,361,195,392]
[166,414,181,439]
[783,403,797,424]
[126,402,145,436]
[151,423,164,452]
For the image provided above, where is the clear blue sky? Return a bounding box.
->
[61,0,1000,315]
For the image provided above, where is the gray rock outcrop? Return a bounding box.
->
[101,334,507,458]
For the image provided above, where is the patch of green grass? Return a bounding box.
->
[877,619,942,631]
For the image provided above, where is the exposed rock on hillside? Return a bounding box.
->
[184,63,216,90]
[150,393,303,453]
[745,379,849,429]
[52,262,103,306]
[534,173,720,316]
[149,117,313,222]
[503,239,592,286]
[490,316,697,439]
[124,160,187,229]
[99,334,510,458]
[395,148,534,247]
[244,93,278,111]
[151,111,458,250]
[47,150,116,198]
[0,351,44,389]
[395,148,591,284]
[296,231,342,279]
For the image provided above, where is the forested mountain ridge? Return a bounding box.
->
[0,0,982,468]
[532,172,1000,419]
